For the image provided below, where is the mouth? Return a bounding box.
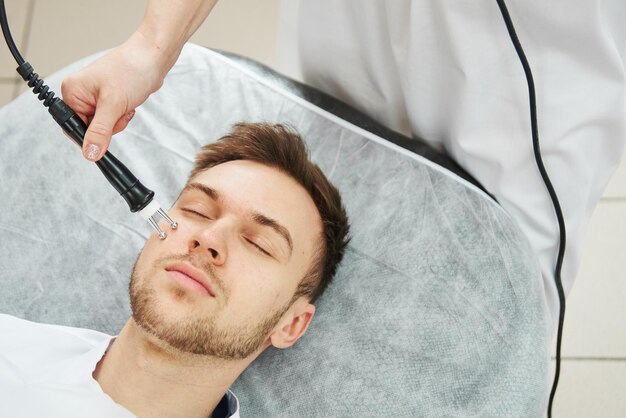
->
[164,262,216,297]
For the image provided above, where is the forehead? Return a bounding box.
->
[183,160,323,256]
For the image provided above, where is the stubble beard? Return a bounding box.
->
[128,252,293,360]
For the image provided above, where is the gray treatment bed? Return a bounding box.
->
[0,44,549,417]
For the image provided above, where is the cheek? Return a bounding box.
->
[149,215,194,250]
[227,286,283,321]
[136,220,190,268]
[227,266,292,317]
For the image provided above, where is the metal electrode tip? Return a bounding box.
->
[139,201,178,239]
[157,208,178,230]
[147,215,167,239]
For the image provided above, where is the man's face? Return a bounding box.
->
[129,160,323,359]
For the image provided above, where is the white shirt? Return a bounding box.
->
[278,0,626,335]
[0,314,240,418]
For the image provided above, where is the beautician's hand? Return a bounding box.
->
[61,0,218,161]
[61,31,168,161]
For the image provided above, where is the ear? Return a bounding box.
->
[269,298,316,349]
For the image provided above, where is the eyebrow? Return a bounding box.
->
[183,182,220,202]
[183,182,294,258]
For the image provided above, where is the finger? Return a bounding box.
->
[82,96,127,161]
[111,110,136,136]
[61,77,95,116]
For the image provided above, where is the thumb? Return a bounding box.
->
[82,95,127,161]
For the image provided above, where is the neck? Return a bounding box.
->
[93,317,254,418]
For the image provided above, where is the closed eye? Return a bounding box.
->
[181,207,273,257]
[181,208,211,219]
[247,239,271,256]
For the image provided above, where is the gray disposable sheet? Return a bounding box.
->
[0,44,549,417]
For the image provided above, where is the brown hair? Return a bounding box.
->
[188,123,350,304]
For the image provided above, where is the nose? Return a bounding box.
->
[188,222,228,266]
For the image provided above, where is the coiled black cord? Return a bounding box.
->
[0,1,56,107]
[494,1,568,417]
[22,64,57,107]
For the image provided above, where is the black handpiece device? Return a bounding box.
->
[1,1,177,238]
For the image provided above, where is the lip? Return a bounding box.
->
[164,261,216,297]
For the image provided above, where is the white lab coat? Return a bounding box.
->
[278,0,626,336]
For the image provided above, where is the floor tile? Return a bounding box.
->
[25,0,148,77]
[0,0,30,78]
[190,0,280,69]
[0,81,16,108]
[603,151,626,198]
[557,202,626,358]
[546,360,626,418]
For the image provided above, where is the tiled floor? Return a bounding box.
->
[1,1,625,416]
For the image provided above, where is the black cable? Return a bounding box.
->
[494,1,567,417]
[0,0,24,64]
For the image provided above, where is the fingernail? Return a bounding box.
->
[126,110,135,121]
[85,144,101,161]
